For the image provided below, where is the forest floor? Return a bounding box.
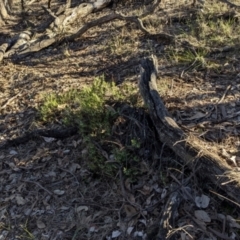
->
[1,0,240,239]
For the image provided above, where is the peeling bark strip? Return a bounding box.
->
[139,56,240,205]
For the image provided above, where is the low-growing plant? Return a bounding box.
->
[195,18,239,47]
[168,12,240,72]
[168,47,208,70]
[39,76,143,178]
[20,220,35,240]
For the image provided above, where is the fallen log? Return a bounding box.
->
[139,55,240,205]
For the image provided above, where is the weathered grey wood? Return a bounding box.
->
[1,0,167,61]
[4,31,32,58]
[0,43,9,61]
[139,55,240,205]
[2,0,112,60]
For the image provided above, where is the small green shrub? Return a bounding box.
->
[39,76,142,178]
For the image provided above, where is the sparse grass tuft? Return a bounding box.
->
[168,47,208,70]
[167,10,240,71]
[194,18,240,47]
[107,27,139,57]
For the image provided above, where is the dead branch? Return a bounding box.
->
[66,12,174,42]
[1,0,112,60]
[1,0,166,61]
[4,31,32,58]
[15,9,174,59]
[42,5,57,19]
[66,0,71,9]
[139,55,240,205]
[157,189,182,239]
[0,43,9,61]
[0,127,78,149]
[218,0,240,9]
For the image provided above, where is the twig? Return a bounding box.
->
[0,43,9,62]
[218,84,231,104]
[23,180,55,197]
[139,55,240,205]
[157,142,166,171]
[180,59,197,78]
[69,200,118,210]
[119,168,143,212]
[8,0,171,60]
[140,0,161,18]
[119,168,127,199]
[209,189,240,208]
[42,5,57,19]
[25,0,38,5]
[208,227,233,240]
[169,173,194,202]
[66,0,71,9]
[218,0,240,9]
[26,199,38,217]
[57,167,80,186]
[0,91,24,110]
[183,209,212,238]
[102,140,123,149]
[167,225,194,239]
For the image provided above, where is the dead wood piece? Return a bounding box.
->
[218,0,240,9]
[53,0,111,30]
[45,2,95,38]
[4,31,32,58]
[66,11,174,43]
[0,127,78,149]
[12,1,172,60]
[0,90,24,110]
[10,38,56,59]
[2,0,166,61]
[0,43,9,61]
[157,190,182,240]
[3,0,112,60]
[66,0,71,9]
[42,5,57,19]
[139,55,240,205]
